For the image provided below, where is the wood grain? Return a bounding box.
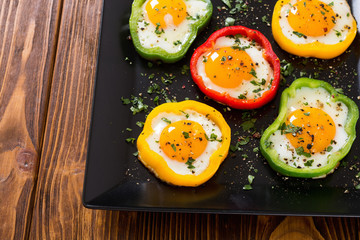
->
[29,0,103,238]
[0,0,61,239]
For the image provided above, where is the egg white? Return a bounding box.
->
[268,87,349,169]
[196,36,274,100]
[137,0,210,53]
[146,110,222,175]
[277,0,355,45]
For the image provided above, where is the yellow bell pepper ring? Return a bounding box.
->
[137,100,231,187]
[271,0,357,59]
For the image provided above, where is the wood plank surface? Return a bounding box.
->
[0,0,61,239]
[29,0,104,238]
[0,0,358,239]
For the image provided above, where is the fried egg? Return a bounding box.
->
[196,35,275,100]
[137,101,231,186]
[272,0,357,58]
[268,86,348,171]
[136,0,211,54]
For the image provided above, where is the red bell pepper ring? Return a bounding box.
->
[190,26,281,109]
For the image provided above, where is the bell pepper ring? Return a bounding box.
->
[271,0,357,59]
[129,0,213,63]
[190,26,281,109]
[260,78,359,178]
[137,100,231,187]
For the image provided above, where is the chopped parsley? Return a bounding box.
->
[126,138,136,144]
[261,15,270,25]
[243,185,252,190]
[304,159,314,167]
[181,65,190,75]
[155,22,164,34]
[206,133,222,142]
[293,31,307,39]
[252,88,262,93]
[250,78,266,86]
[238,94,247,99]
[171,143,176,152]
[295,146,312,158]
[249,68,257,78]
[173,40,182,46]
[153,96,160,105]
[280,60,294,77]
[121,97,131,105]
[161,117,171,124]
[264,140,272,148]
[182,131,190,139]
[148,73,155,79]
[136,121,145,128]
[221,0,232,8]
[241,119,256,131]
[248,175,255,184]
[147,83,160,94]
[230,143,243,152]
[186,157,196,169]
[243,175,255,190]
[229,0,249,14]
[121,96,149,115]
[225,17,235,26]
[231,45,250,51]
[179,110,189,118]
[238,136,250,145]
[280,122,302,135]
[161,73,175,85]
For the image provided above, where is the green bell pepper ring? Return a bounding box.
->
[260,78,359,178]
[129,0,213,63]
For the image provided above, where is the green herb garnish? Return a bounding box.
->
[296,146,312,158]
[182,131,190,139]
[304,159,314,167]
[293,31,307,38]
[161,117,171,124]
[186,157,196,169]
[126,138,136,144]
[249,68,257,78]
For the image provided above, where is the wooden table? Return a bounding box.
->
[0,0,359,239]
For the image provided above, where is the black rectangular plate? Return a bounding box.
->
[83,0,360,216]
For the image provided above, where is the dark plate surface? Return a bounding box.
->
[83,0,360,216]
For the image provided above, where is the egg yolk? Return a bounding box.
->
[204,47,255,89]
[145,0,187,29]
[288,0,336,37]
[160,120,208,162]
[285,107,335,153]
